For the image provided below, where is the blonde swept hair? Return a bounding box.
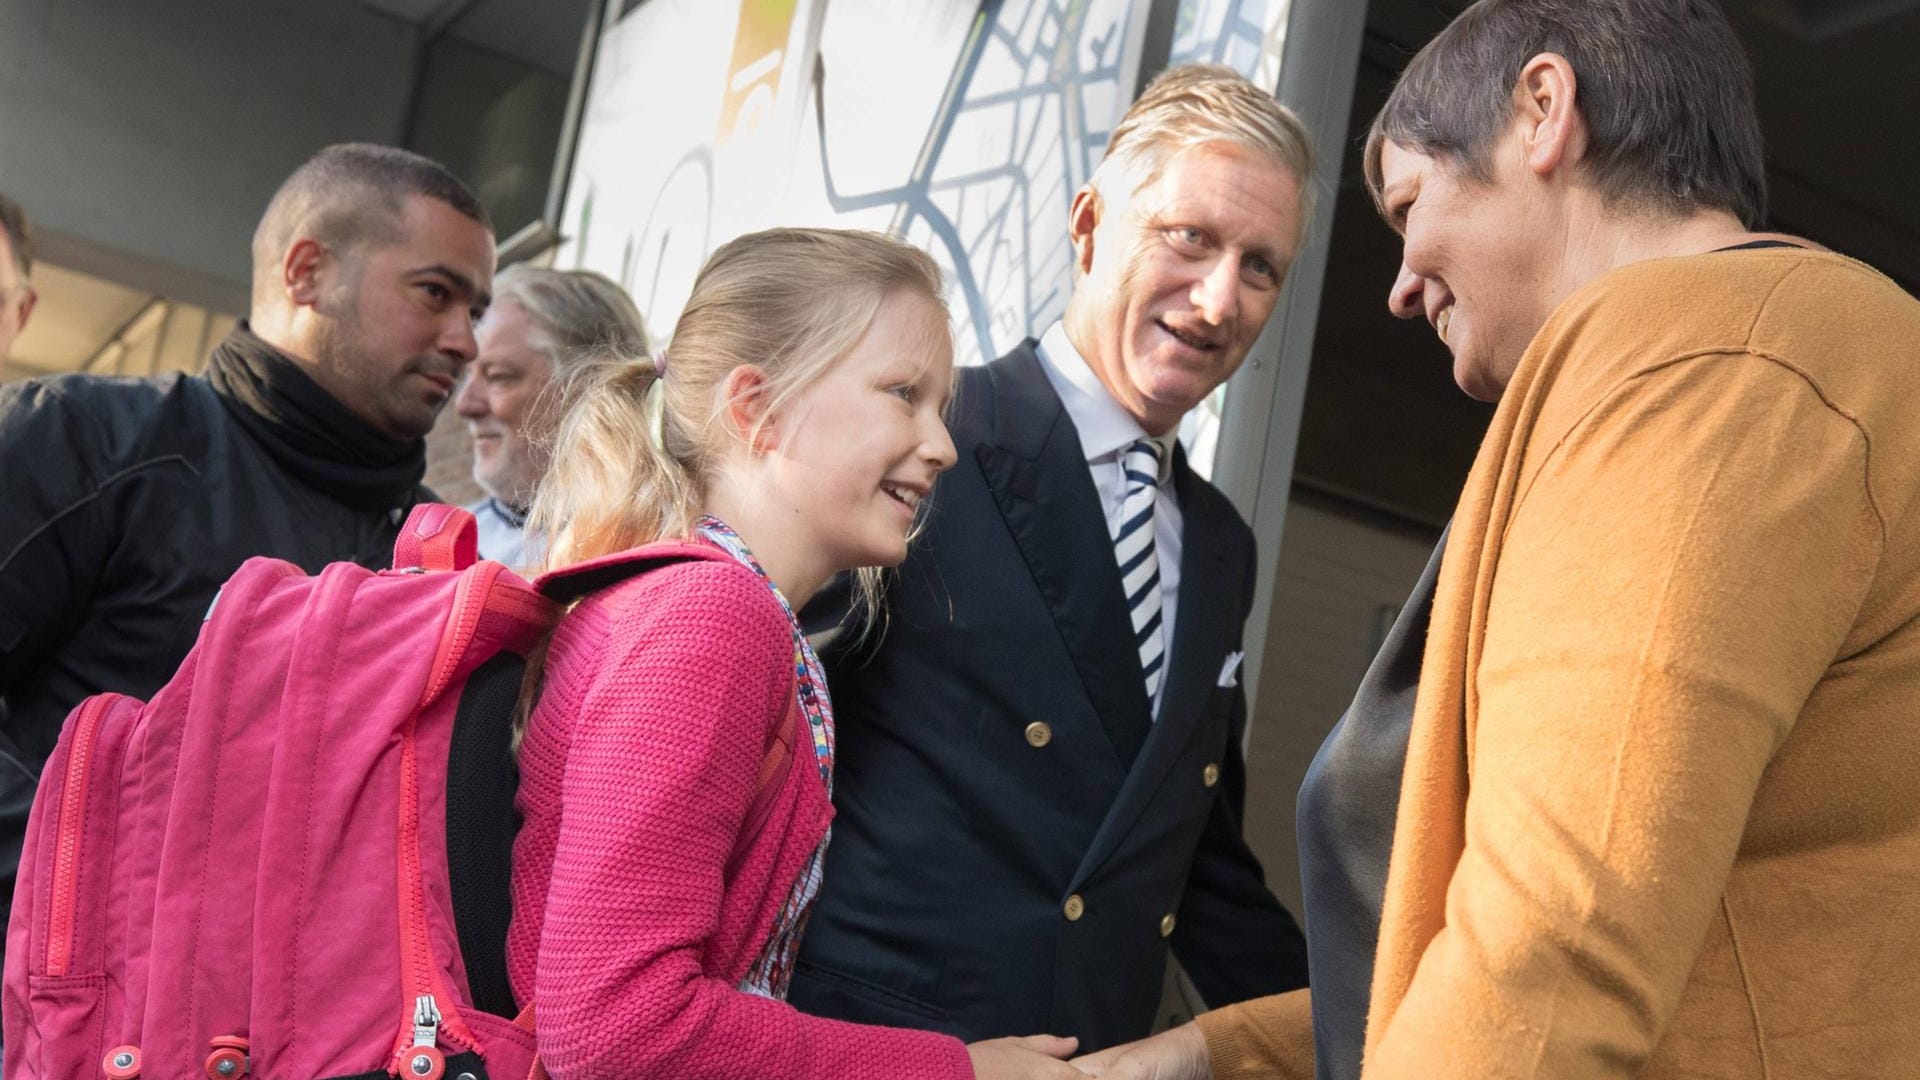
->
[1095,63,1316,229]
[528,226,948,574]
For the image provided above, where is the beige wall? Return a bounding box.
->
[1243,492,1440,915]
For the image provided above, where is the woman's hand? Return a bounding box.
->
[967,1034,1084,1079]
[1070,1021,1211,1080]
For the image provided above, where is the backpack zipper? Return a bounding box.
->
[390,568,491,1069]
[45,694,116,976]
[399,994,447,1078]
[421,561,498,705]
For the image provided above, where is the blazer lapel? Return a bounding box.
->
[1071,450,1241,887]
[972,343,1154,767]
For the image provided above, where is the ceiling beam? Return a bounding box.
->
[423,0,480,40]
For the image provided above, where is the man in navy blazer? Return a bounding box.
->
[790,65,1313,1052]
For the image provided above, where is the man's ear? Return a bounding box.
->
[15,286,36,331]
[1068,183,1102,276]
[1514,52,1586,178]
[281,238,329,308]
[720,363,779,453]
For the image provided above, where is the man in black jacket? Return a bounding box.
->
[0,144,495,920]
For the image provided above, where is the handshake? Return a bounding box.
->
[969,1022,1211,1080]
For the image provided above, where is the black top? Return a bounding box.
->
[1714,239,1805,252]
[1294,530,1445,1080]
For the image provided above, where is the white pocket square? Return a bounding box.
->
[1216,650,1244,688]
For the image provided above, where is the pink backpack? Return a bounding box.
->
[2,504,786,1080]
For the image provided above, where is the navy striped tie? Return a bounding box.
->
[1115,438,1166,703]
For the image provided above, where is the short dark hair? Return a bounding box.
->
[0,191,32,279]
[251,143,491,298]
[1363,0,1767,227]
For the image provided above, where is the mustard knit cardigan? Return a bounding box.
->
[1197,249,1920,1078]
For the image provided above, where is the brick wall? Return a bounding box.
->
[424,401,483,506]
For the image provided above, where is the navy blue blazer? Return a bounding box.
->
[790,342,1308,1051]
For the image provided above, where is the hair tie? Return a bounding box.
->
[652,349,668,381]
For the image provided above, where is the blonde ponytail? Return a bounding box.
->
[528,355,695,569]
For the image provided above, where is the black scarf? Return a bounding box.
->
[204,323,427,511]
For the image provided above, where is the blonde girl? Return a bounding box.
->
[507,227,1082,1080]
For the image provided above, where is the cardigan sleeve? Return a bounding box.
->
[534,563,974,1080]
[1193,988,1314,1080]
[1365,353,1883,1077]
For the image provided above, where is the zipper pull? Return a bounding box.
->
[401,994,447,1080]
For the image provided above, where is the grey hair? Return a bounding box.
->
[491,264,651,373]
[1363,0,1766,227]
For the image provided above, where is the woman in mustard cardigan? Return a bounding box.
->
[1077,2,1920,1078]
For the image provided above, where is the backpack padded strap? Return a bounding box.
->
[531,542,730,605]
[445,651,533,1020]
[395,503,479,572]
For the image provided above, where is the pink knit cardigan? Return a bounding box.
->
[507,551,975,1079]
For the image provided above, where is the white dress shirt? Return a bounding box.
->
[466,496,542,571]
[1036,322,1182,720]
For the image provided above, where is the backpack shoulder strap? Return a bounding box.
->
[531,541,731,605]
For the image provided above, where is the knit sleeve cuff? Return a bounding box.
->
[1194,988,1313,1080]
[1197,1005,1255,1080]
